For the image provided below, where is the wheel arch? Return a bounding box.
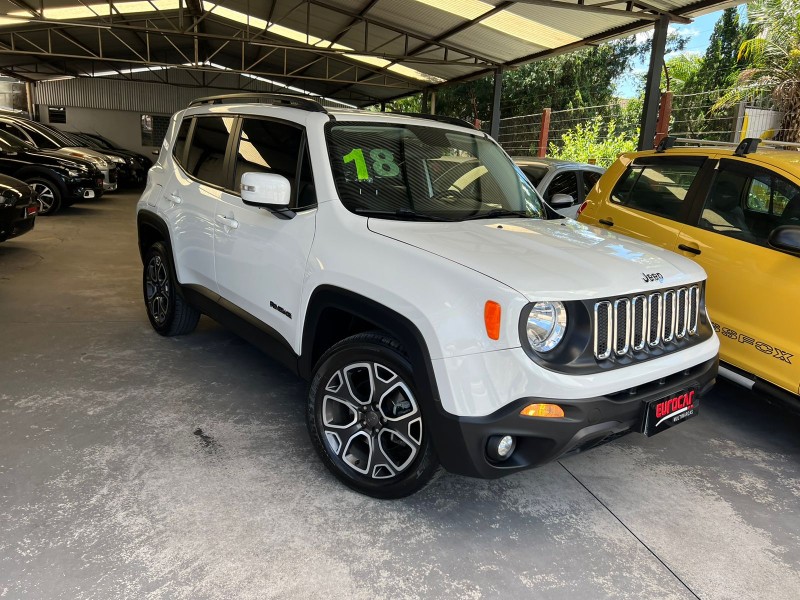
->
[137,210,172,265]
[16,167,67,194]
[299,286,439,401]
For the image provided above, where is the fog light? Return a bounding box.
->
[487,434,516,462]
[520,403,565,418]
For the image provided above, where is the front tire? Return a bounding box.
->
[143,241,200,336]
[307,332,440,498]
[27,177,62,215]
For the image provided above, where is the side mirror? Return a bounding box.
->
[768,225,800,256]
[549,193,574,209]
[240,172,294,218]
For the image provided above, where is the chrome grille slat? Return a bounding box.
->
[676,287,688,339]
[662,290,676,343]
[593,285,702,360]
[594,301,613,360]
[613,298,631,355]
[631,295,647,351]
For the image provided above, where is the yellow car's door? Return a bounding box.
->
[581,155,708,252]
[676,157,800,395]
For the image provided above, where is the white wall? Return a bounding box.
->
[37,104,169,156]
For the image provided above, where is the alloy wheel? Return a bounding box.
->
[321,361,422,480]
[145,254,170,324]
[31,183,56,213]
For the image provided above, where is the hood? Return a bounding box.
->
[43,147,109,166]
[367,217,706,301]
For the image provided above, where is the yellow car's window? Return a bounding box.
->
[611,160,703,220]
[698,162,800,246]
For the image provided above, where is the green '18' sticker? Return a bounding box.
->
[343,148,400,180]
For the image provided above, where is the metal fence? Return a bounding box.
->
[489,88,789,157]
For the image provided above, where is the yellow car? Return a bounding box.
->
[578,138,800,409]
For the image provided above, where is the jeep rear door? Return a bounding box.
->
[213,116,316,350]
[159,115,234,292]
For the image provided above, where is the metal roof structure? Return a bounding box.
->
[0,0,742,106]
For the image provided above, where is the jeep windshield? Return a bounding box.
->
[327,122,545,221]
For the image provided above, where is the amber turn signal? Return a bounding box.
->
[484,301,501,340]
[520,403,565,418]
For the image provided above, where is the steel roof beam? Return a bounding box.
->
[510,0,691,24]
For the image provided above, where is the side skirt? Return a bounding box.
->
[181,284,300,376]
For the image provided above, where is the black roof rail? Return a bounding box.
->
[655,136,677,153]
[734,137,760,156]
[188,93,328,113]
[398,112,477,130]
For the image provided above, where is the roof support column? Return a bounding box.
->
[638,14,669,150]
[490,67,503,139]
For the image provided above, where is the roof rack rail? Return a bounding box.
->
[398,112,477,130]
[672,137,800,152]
[188,93,328,113]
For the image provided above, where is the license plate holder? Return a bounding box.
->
[641,388,698,437]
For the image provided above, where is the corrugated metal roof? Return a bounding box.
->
[0,0,744,105]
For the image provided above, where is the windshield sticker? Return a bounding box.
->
[343,148,400,181]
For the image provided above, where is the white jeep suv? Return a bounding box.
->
[137,94,719,498]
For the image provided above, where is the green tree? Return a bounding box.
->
[548,116,639,167]
[715,0,800,141]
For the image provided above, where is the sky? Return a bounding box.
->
[615,8,736,98]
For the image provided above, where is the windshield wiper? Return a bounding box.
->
[461,209,533,221]
[353,208,454,222]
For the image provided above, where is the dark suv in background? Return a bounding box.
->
[0,129,103,214]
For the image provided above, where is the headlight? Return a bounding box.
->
[109,155,125,164]
[526,301,567,352]
[68,169,81,177]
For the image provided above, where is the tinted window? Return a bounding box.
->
[699,163,800,246]
[611,161,701,220]
[232,118,314,209]
[185,116,234,188]
[546,171,579,202]
[24,125,61,149]
[519,165,548,186]
[582,170,602,194]
[172,118,192,167]
[0,129,32,150]
[0,121,29,143]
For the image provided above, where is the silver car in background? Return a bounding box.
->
[513,157,605,218]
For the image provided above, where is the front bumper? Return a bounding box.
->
[101,167,118,191]
[429,356,718,478]
[65,174,105,202]
[0,201,36,241]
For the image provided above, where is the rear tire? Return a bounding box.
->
[143,241,200,336]
[27,177,62,215]
[307,332,440,499]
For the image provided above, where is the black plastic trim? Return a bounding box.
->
[181,283,299,374]
[437,356,718,478]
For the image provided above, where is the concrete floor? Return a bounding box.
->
[1,192,799,600]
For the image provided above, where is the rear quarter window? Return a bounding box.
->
[610,158,705,220]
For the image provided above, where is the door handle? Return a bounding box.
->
[599,218,614,227]
[216,214,239,229]
[678,243,701,255]
[168,192,182,204]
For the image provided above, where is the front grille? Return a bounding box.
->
[594,285,701,360]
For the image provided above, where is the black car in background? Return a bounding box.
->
[78,132,153,182]
[0,129,104,215]
[0,173,37,242]
[69,132,149,186]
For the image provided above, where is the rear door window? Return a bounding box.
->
[611,158,704,221]
[582,170,602,196]
[185,115,234,189]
